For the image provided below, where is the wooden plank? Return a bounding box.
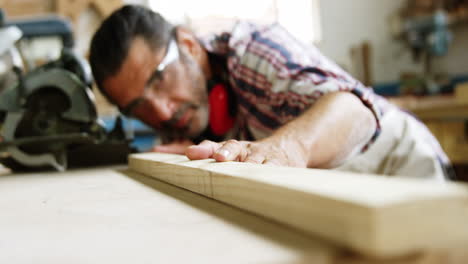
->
[129,153,468,259]
[1,165,467,263]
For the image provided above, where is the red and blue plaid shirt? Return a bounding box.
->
[202,21,389,152]
[201,21,452,179]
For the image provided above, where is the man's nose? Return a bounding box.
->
[151,96,177,122]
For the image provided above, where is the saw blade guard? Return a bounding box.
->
[0,66,105,171]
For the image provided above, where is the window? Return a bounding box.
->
[148,0,322,44]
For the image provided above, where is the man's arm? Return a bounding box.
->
[186,91,377,168]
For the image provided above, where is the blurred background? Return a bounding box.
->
[1,0,468,178]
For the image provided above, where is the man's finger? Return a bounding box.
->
[185,140,221,160]
[262,158,283,166]
[213,140,248,162]
[152,144,187,154]
[243,153,265,164]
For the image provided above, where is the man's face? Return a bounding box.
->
[103,36,209,140]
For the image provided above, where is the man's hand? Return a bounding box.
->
[151,139,194,154]
[187,92,376,169]
[185,138,308,167]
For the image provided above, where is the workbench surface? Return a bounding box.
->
[0,166,336,264]
[2,166,466,264]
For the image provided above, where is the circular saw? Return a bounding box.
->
[0,42,133,171]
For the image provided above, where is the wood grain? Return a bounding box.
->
[1,164,467,263]
[0,167,333,264]
[129,153,468,258]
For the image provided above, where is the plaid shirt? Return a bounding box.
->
[201,21,452,179]
[202,21,387,152]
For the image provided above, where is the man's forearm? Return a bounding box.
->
[268,91,377,168]
[186,91,377,168]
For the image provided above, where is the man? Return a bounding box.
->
[89,5,452,180]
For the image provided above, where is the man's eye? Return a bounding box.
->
[155,69,165,80]
[156,74,164,83]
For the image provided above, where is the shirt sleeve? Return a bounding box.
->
[226,22,383,152]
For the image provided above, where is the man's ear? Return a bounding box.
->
[175,26,204,61]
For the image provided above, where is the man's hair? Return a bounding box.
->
[89,5,174,104]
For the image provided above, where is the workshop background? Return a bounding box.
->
[1,0,468,180]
